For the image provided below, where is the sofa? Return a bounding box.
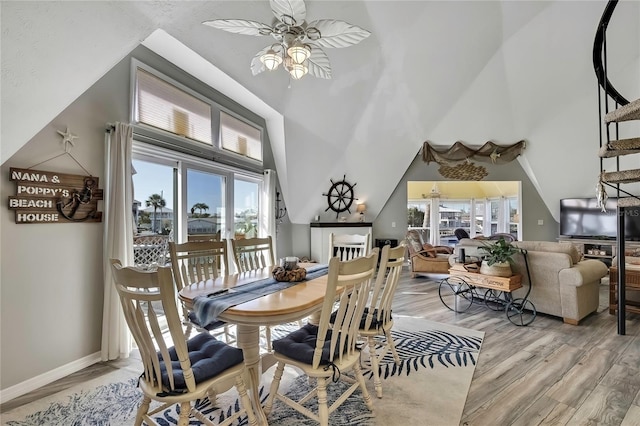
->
[450,239,609,325]
[406,229,453,276]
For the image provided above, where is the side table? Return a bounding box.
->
[609,266,640,315]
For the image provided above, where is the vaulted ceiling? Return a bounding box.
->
[2,1,638,223]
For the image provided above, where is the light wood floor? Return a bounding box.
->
[3,267,640,425]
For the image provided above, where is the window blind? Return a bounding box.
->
[135,68,212,145]
[220,111,262,161]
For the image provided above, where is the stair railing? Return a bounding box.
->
[593,0,640,335]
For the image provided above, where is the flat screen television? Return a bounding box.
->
[560,198,640,241]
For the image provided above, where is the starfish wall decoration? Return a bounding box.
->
[57,127,79,152]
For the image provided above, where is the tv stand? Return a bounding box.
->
[558,237,640,267]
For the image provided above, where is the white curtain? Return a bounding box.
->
[101,122,134,361]
[261,169,277,254]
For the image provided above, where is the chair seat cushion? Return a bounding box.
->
[359,308,390,330]
[159,332,243,390]
[188,311,227,331]
[272,323,342,365]
[329,307,390,330]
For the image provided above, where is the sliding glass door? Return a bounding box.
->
[234,178,260,240]
[131,143,264,266]
[186,168,226,241]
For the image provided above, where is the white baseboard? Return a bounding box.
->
[0,352,101,404]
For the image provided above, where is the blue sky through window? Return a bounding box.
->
[133,160,257,215]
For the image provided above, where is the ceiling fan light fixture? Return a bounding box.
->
[287,41,311,64]
[288,61,308,80]
[260,48,283,71]
[204,0,371,80]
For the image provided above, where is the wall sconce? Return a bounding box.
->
[356,203,366,222]
[275,190,287,223]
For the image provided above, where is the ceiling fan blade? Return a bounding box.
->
[270,0,306,26]
[203,19,272,36]
[307,19,371,48]
[250,46,271,76]
[307,46,331,79]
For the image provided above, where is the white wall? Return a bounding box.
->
[0,57,130,391]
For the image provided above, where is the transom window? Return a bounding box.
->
[220,111,262,162]
[135,68,212,145]
[131,60,263,168]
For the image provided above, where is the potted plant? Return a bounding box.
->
[478,237,519,277]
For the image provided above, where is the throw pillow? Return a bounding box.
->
[421,243,436,257]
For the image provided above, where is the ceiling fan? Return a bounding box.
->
[202,0,371,80]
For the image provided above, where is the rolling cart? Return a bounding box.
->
[438,249,536,326]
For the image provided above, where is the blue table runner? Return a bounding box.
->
[193,263,329,327]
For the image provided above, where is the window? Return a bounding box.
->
[132,158,176,268]
[186,168,226,241]
[489,199,500,235]
[439,201,471,245]
[132,60,264,168]
[507,197,519,237]
[406,181,521,243]
[135,68,212,145]
[407,200,433,242]
[407,202,427,228]
[133,160,175,236]
[221,111,262,162]
[234,178,260,239]
[473,201,485,236]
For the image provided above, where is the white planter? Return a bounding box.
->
[480,260,512,277]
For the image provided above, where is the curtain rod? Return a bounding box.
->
[105,123,116,133]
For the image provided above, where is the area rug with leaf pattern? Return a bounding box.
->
[1,316,483,426]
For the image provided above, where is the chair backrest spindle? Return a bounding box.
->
[168,240,230,323]
[328,233,371,261]
[364,243,406,331]
[312,251,378,369]
[231,236,275,273]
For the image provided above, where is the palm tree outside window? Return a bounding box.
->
[146,193,166,234]
[191,203,210,217]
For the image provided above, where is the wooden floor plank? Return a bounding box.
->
[463,345,586,425]
[566,385,635,426]
[621,404,640,426]
[510,396,574,426]
[545,348,614,407]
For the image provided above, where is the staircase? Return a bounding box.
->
[594,0,640,335]
[599,99,640,197]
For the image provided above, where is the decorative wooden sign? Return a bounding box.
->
[8,168,103,224]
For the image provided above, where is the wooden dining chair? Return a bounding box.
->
[264,252,378,426]
[359,243,406,398]
[231,236,275,273]
[109,259,257,426]
[230,236,281,350]
[168,240,235,343]
[328,232,371,261]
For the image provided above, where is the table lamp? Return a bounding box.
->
[356,203,366,222]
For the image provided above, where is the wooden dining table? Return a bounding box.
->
[178,263,331,425]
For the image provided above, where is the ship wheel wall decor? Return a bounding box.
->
[323,175,357,218]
